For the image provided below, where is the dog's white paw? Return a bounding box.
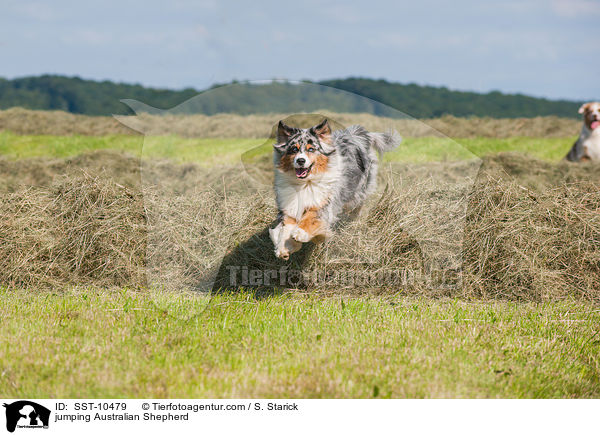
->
[274,247,290,261]
[291,227,310,243]
[269,224,282,245]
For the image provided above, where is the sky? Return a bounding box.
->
[1,0,599,101]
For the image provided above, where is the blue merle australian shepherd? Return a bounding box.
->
[269,118,401,260]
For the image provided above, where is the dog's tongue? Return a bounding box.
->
[591,121,600,130]
[295,168,309,178]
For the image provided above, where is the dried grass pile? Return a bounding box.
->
[464,174,600,301]
[0,108,580,138]
[0,108,136,136]
[1,150,599,302]
[0,173,146,289]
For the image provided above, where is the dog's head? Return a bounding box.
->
[579,102,600,131]
[273,119,335,180]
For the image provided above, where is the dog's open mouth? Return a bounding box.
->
[591,120,600,130]
[295,165,312,178]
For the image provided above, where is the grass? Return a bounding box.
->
[385,136,575,162]
[1,288,598,398]
[0,132,262,166]
[0,131,577,164]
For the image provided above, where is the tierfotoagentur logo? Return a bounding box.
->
[226,266,461,289]
[3,401,50,433]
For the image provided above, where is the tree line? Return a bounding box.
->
[0,75,583,118]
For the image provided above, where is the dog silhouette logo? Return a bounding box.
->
[3,401,50,432]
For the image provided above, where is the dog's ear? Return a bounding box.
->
[311,119,335,154]
[579,103,590,114]
[273,142,287,152]
[311,119,331,142]
[276,121,297,146]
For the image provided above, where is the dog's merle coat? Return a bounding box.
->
[269,118,401,260]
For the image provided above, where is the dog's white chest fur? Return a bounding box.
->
[582,128,600,159]
[275,167,340,221]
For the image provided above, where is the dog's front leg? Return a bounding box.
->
[291,208,328,244]
[269,221,283,246]
[270,216,302,260]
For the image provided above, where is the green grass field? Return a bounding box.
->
[1,288,598,398]
[0,131,576,164]
[0,131,596,399]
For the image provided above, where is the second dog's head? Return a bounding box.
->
[273,119,335,180]
[579,102,600,131]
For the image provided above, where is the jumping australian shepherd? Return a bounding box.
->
[566,102,600,162]
[269,118,401,260]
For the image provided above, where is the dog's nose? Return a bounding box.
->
[296,157,306,166]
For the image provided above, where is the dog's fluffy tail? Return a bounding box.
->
[368,130,402,153]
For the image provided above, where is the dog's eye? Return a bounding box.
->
[306,147,315,153]
[288,147,299,154]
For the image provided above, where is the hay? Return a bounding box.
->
[1,150,599,302]
[0,150,143,192]
[0,108,580,138]
[463,177,600,301]
[0,173,146,289]
[0,108,136,136]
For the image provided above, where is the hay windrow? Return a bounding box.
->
[0,108,581,138]
[1,150,599,302]
[0,174,147,289]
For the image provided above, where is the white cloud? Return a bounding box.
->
[552,0,600,17]
[9,1,58,22]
